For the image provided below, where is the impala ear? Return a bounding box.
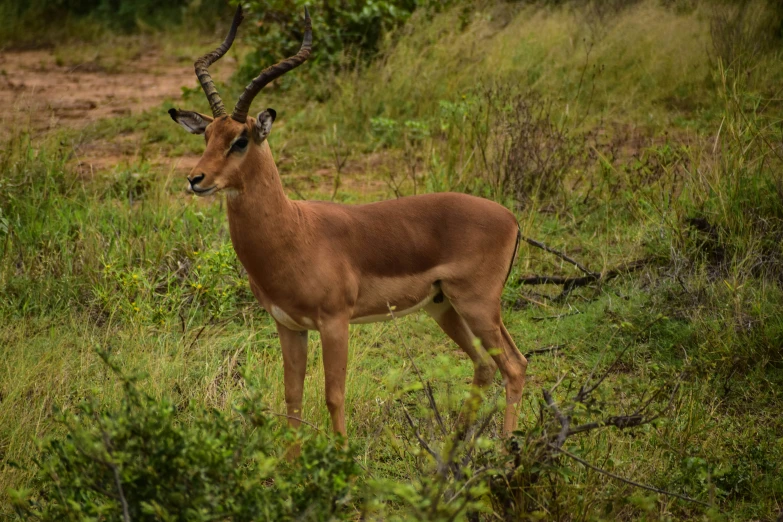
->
[254,108,276,142]
[168,108,213,135]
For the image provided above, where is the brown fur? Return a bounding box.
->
[171,113,529,439]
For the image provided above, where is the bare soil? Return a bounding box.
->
[0,48,235,181]
[0,49,204,138]
[0,47,393,197]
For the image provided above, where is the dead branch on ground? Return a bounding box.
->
[518,236,659,301]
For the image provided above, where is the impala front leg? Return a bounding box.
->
[276,322,309,430]
[319,317,350,437]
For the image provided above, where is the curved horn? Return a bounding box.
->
[195,4,244,118]
[231,7,312,123]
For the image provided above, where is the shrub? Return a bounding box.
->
[424,87,594,205]
[236,0,427,90]
[9,353,362,521]
[374,341,697,521]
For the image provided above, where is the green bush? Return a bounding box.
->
[236,0,427,90]
[9,353,362,521]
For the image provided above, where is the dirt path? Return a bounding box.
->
[0,47,388,197]
[0,49,213,139]
[0,47,240,182]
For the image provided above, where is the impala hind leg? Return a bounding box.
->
[425,301,498,389]
[497,320,528,434]
[448,301,528,435]
[319,318,350,437]
[474,321,527,435]
[276,322,309,459]
[426,300,498,432]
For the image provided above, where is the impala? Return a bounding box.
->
[169,6,528,438]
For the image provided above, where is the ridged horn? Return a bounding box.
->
[194,4,244,118]
[231,7,312,123]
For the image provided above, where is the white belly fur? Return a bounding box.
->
[270,305,314,331]
[350,284,441,324]
[269,284,441,330]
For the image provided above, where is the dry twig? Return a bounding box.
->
[524,344,565,358]
[519,258,653,301]
[542,389,570,452]
[552,444,711,507]
[518,235,658,300]
[92,412,131,522]
[522,236,596,276]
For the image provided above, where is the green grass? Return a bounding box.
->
[2,0,783,519]
[0,0,232,48]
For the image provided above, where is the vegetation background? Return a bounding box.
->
[1,0,782,520]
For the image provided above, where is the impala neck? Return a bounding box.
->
[225,142,301,262]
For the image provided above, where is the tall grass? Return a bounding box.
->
[322,2,715,138]
[2,0,783,519]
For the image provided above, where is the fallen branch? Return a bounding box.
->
[540,374,703,507]
[263,410,323,432]
[522,237,596,277]
[515,293,552,309]
[518,258,654,301]
[552,444,712,508]
[542,390,570,452]
[524,345,565,358]
[532,310,581,322]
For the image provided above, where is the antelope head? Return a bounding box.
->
[169,5,312,196]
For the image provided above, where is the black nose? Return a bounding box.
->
[188,173,205,187]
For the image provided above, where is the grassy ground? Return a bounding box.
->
[2,0,783,519]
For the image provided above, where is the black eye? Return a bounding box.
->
[231,137,249,152]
